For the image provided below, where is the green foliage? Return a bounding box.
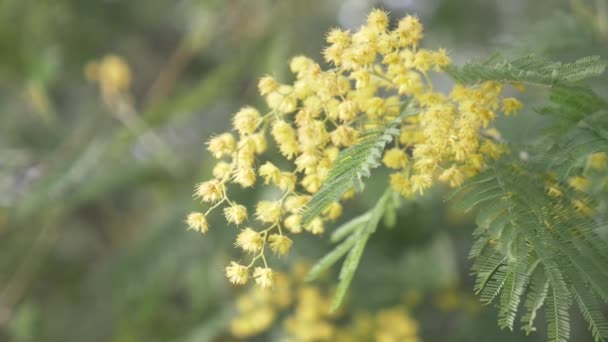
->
[446,53,608,340]
[453,153,608,341]
[445,55,607,86]
[301,119,401,225]
[535,85,607,123]
[306,188,399,311]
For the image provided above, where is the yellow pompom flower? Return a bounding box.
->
[383,148,409,169]
[330,125,359,147]
[85,54,132,98]
[390,173,413,198]
[305,218,325,235]
[233,167,256,188]
[411,173,432,194]
[236,228,264,253]
[284,215,303,234]
[186,212,209,233]
[271,121,299,159]
[395,15,423,47]
[268,234,293,256]
[225,261,250,285]
[438,166,464,188]
[224,204,248,225]
[230,306,276,338]
[277,172,297,192]
[195,180,225,203]
[212,161,233,179]
[259,162,281,185]
[326,28,351,47]
[338,100,358,122]
[258,75,279,95]
[252,133,268,154]
[207,133,235,159]
[367,8,390,32]
[254,267,274,289]
[256,201,283,223]
[323,202,343,221]
[233,107,261,135]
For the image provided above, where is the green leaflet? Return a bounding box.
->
[521,270,550,335]
[300,119,401,225]
[305,188,397,312]
[535,85,607,122]
[445,54,607,86]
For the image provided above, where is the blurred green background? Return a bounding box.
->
[0,0,606,341]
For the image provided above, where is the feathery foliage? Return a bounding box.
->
[447,52,608,341]
[301,118,402,225]
[306,188,398,311]
[453,153,608,341]
[445,54,607,86]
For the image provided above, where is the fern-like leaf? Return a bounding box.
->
[545,275,572,342]
[445,55,606,86]
[521,269,550,334]
[301,122,400,224]
[454,157,608,342]
[306,188,394,311]
[571,283,608,342]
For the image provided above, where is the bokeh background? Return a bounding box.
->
[1,0,606,341]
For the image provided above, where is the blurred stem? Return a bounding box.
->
[25,81,56,125]
[0,214,60,325]
[595,0,608,37]
[142,39,196,109]
[110,95,181,176]
[571,0,608,39]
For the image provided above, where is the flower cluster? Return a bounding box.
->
[188,9,523,288]
[229,263,420,342]
[544,151,608,216]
